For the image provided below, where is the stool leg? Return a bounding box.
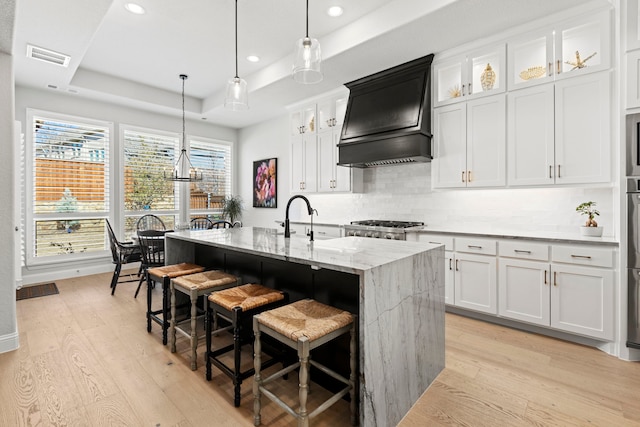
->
[146,272,152,333]
[170,281,177,353]
[350,320,357,426]
[190,289,198,370]
[232,307,242,407]
[205,297,212,381]
[298,337,310,427]
[253,316,262,426]
[162,277,169,345]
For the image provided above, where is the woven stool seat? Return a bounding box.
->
[170,270,239,370]
[253,299,357,427]
[255,299,353,343]
[148,263,204,279]
[208,284,285,312]
[173,270,237,292]
[205,284,288,407]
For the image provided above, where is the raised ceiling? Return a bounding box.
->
[8,0,596,129]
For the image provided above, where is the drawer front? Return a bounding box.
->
[312,225,342,239]
[455,237,497,255]
[499,241,549,261]
[552,245,614,268]
[416,233,454,251]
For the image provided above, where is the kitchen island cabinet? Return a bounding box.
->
[165,227,444,427]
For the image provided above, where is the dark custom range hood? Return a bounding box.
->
[337,54,434,168]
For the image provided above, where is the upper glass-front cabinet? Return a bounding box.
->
[508,10,610,89]
[433,44,506,107]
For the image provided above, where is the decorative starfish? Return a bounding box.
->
[565,50,597,70]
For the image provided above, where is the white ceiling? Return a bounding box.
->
[6,0,597,129]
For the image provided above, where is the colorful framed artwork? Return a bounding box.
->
[253,158,277,208]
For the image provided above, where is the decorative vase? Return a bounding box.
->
[580,226,603,237]
[481,63,496,91]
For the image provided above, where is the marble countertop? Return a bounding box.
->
[406,226,619,246]
[166,227,442,274]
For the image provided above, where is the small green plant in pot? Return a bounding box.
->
[576,201,602,236]
[222,195,243,225]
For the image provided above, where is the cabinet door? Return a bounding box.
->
[508,28,554,90]
[498,259,550,326]
[454,253,497,314]
[333,132,352,192]
[432,104,467,188]
[466,95,506,187]
[302,133,317,192]
[290,136,305,193]
[433,55,466,107]
[627,0,640,51]
[507,84,555,186]
[551,264,614,340]
[555,72,610,184]
[317,131,335,192]
[627,50,640,109]
[468,44,506,98]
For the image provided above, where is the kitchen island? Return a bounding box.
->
[165,227,444,427]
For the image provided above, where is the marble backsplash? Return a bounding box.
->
[299,162,617,237]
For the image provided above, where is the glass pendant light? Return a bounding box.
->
[292,0,323,84]
[165,74,203,182]
[224,0,249,110]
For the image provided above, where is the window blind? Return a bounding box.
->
[189,138,232,216]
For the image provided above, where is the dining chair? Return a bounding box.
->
[211,220,234,229]
[190,217,214,230]
[106,219,142,296]
[136,214,166,231]
[135,229,166,298]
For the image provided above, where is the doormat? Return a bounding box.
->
[16,283,59,301]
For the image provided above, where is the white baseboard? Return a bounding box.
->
[0,331,19,354]
[21,261,137,287]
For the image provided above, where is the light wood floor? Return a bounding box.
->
[1,271,639,427]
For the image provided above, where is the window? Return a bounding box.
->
[189,137,233,222]
[122,127,179,238]
[27,110,111,263]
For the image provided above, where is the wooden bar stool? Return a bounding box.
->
[205,284,288,407]
[253,299,357,427]
[147,263,205,345]
[169,270,239,370]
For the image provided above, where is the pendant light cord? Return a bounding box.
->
[234,0,239,79]
[305,0,309,38]
[181,74,186,150]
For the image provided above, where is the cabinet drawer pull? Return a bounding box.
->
[549,165,552,179]
[455,259,459,271]
[556,59,561,74]
[462,171,466,183]
[544,270,548,285]
[468,82,472,95]
[548,62,552,76]
[570,254,592,259]
[467,170,472,182]
[468,245,483,249]
[554,271,557,287]
[462,84,466,96]
[449,258,453,270]
[317,231,327,235]
[428,241,442,245]
[514,250,532,254]
[557,164,561,178]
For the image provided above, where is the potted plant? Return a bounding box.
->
[576,201,602,237]
[222,195,243,225]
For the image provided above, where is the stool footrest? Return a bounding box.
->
[260,361,300,386]
[309,359,350,386]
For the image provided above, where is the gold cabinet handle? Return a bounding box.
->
[556,59,561,75]
[467,170,472,182]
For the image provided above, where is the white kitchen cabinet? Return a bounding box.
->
[550,264,614,340]
[433,44,506,107]
[414,234,455,304]
[626,0,640,51]
[499,258,550,326]
[433,94,506,189]
[317,95,348,132]
[507,10,610,90]
[454,252,497,315]
[290,104,317,136]
[317,130,356,192]
[508,72,610,186]
[627,50,640,109]
[290,133,317,193]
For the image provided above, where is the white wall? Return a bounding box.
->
[0,52,18,353]
[239,110,616,237]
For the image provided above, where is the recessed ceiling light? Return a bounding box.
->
[125,3,145,15]
[246,55,260,63]
[327,6,343,17]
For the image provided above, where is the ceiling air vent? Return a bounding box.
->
[26,44,71,67]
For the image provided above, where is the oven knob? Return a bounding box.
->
[384,234,393,239]
[347,231,355,236]
[365,231,373,237]
[372,232,380,238]
[355,231,362,237]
